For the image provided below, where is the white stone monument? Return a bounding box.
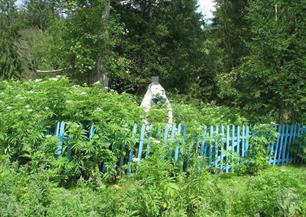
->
[140,76,173,124]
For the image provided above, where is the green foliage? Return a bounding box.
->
[1,156,306,216]
[218,0,306,123]
[239,124,278,175]
[0,77,252,185]
[0,0,23,79]
[113,0,205,94]
[0,77,143,165]
[290,132,306,162]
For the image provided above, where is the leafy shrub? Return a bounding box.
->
[0,77,143,163]
[238,124,278,175]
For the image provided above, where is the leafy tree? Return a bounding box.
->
[0,0,23,79]
[56,0,125,83]
[113,0,205,94]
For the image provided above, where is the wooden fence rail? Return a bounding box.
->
[53,122,306,174]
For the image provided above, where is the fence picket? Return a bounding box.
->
[52,122,305,174]
[209,126,214,169]
[127,124,138,174]
[220,125,225,172]
[245,126,250,156]
[286,125,294,163]
[180,125,187,171]
[214,126,219,169]
[297,125,302,163]
[200,126,207,168]
[145,125,153,158]
[226,125,230,173]
[231,125,235,172]
[281,125,289,164]
[136,124,146,164]
[242,125,245,158]
[168,124,176,159]
[237,125,240,164]
[174,124,181,162]
[56,121,65,156]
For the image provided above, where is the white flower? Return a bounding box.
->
[96,108,102,112]
[49,77,59,81]
[34,79,42,82]
[27,109,33,112]
[80,92,87,95]
[16,94,21,98]
[66,100,72,103]
[0,100,2,103]
[153,140,160,144]
[56,75,61,78]
[25,105,30,109]
[6,106,12,110]
[45,107,49,110]
[132,158,139,162]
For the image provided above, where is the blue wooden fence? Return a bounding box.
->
[53,122,306,174]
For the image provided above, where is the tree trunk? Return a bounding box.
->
[88,0,110,84]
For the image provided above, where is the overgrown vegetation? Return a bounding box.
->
[1,153,306,217]
[1,0,306,216]
[1,0,305,123]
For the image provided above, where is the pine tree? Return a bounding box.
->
[218,0,306,122]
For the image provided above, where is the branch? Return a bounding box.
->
[35,68,71,73]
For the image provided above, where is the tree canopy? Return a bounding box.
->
[0,0,305,123]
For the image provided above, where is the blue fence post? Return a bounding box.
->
[237,126,240,164]
[245,126,250,156]
[281,125,289,164]
[180,125,187,171]
[297,125,302,163]
[292,125,299,163]
[145,125,153,159]
[89,123,94,140]
[220,125,225,172]
[209,126,214,169]
[56,121,65,156]
[286,125,294,163]
[273,125,281,165]
[136,124,146,165]
[199,126,207,169]
[231,125,235,172]
[174,124,181,162]
[226,125,230,173]
[168,124,176,159]
[54,122,60,136]
[214,126,219,169]
[127,124,138,174]
[277,125,285,164]
[242,125,245,158]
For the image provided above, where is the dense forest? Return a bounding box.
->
[0,0,305,123]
